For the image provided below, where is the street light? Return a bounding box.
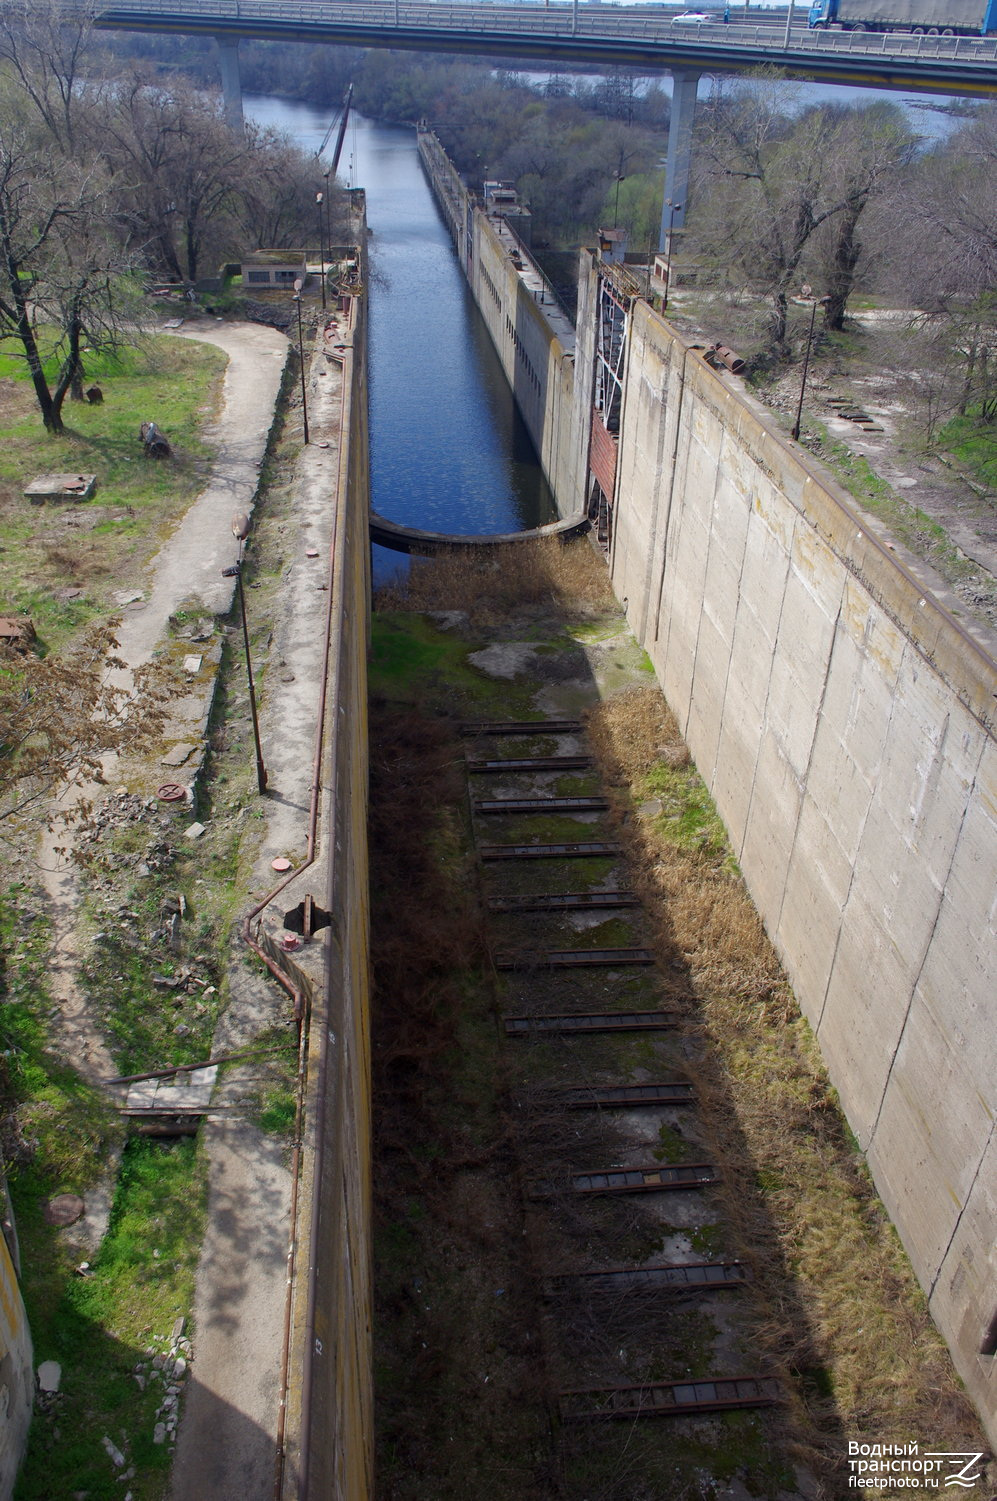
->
[662,199,683,313]
[783,0,796,48]
[292,278,310,445]
[792,293,830,442]
[316,190,327,311]
[323,167,333,267]
[221,561,268,795]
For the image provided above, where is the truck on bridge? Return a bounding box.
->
[808,0,997,31]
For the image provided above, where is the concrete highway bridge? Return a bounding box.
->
[76,0,997,242]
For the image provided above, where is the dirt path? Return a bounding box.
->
[32,318,298,1468]
[38,316,289,1069]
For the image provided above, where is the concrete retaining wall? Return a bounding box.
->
[0,1230,32,1501]
[609,284,997,1446]
[418,130,585,519]
[413,126,997,1450]
[281,286,373,1501]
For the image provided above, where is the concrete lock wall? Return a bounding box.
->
[418,131,585,519]
[282,286,374,1500]
[610,290,997,1447]
[0,1229,33,1500]
[417,130,997,1447]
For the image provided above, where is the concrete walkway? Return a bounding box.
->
[169,307,354,1501]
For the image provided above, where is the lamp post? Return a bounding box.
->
[221,561,268,795]
[792,293,829,442]
[316,190,327,311]
[613,172,625,229]
[662,199,683,312]
[783,0,796,48]
[323,167,332,263]
[292,278,310,445]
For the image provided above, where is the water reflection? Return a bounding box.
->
[245,97,557,578]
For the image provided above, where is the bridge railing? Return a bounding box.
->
[89,0,997,63]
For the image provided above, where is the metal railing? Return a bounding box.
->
[80,0,997,71]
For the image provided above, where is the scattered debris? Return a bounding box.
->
[139,421,171,460]
[0,616,36,653]
[43,1194,85,1227]
[23,472,97,502]
[161,743,197,768]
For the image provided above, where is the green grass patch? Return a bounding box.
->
[0,331,226,650]
[15,1137,207,1501]
[938,411,997,488]
[0,888,121,1195]
[640,761,732,865]
[258,1086,296,1136]
[0,888,207,1501]
[809,424,980,589]
[652,1122,690,1163]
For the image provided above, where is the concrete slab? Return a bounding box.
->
[23,472,97,501]
[126,1066,218,1115]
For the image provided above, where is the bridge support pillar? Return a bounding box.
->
[216,36,244,135]
[660,70,700,252]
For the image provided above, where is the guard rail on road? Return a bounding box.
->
[76,0,997,76]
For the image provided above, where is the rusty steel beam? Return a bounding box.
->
[475,796,608,815]
[559,1375,780,1421]
[480,841,620,860]
[467,756,593,773]
[494,947,654,970]
[504,1012,680,1037]
[487,891,638,913]
[545,1261,748,1295]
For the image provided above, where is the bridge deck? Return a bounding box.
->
[90,0,997,98]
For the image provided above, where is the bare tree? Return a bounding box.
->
[0,0,94,151]
[690,80,912,355]
[101,77,250,283]
[234,123,343,251]
[885,107,997,422]
[811,104,916,331]
[0,123,133,432]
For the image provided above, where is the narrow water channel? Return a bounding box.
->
[244,96,557,577]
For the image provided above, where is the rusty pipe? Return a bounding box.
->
[710,344,745,374]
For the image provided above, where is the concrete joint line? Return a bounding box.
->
[866,754,980,1152]
[651,345,690,652]
[929,1113,995,1303]
[773,590,843,947]
[736,512,795,874]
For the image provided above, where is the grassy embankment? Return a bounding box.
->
[369,542,994,1501]
[0,330,294,1500]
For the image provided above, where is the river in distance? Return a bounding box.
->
[244,95,558,581]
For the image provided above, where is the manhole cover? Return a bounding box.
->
[272,857,293,872]
[44,1193,85,1226]
[157,783,186,802]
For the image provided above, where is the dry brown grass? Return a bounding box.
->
[375,536,616,629]
[585,684,994,1478]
